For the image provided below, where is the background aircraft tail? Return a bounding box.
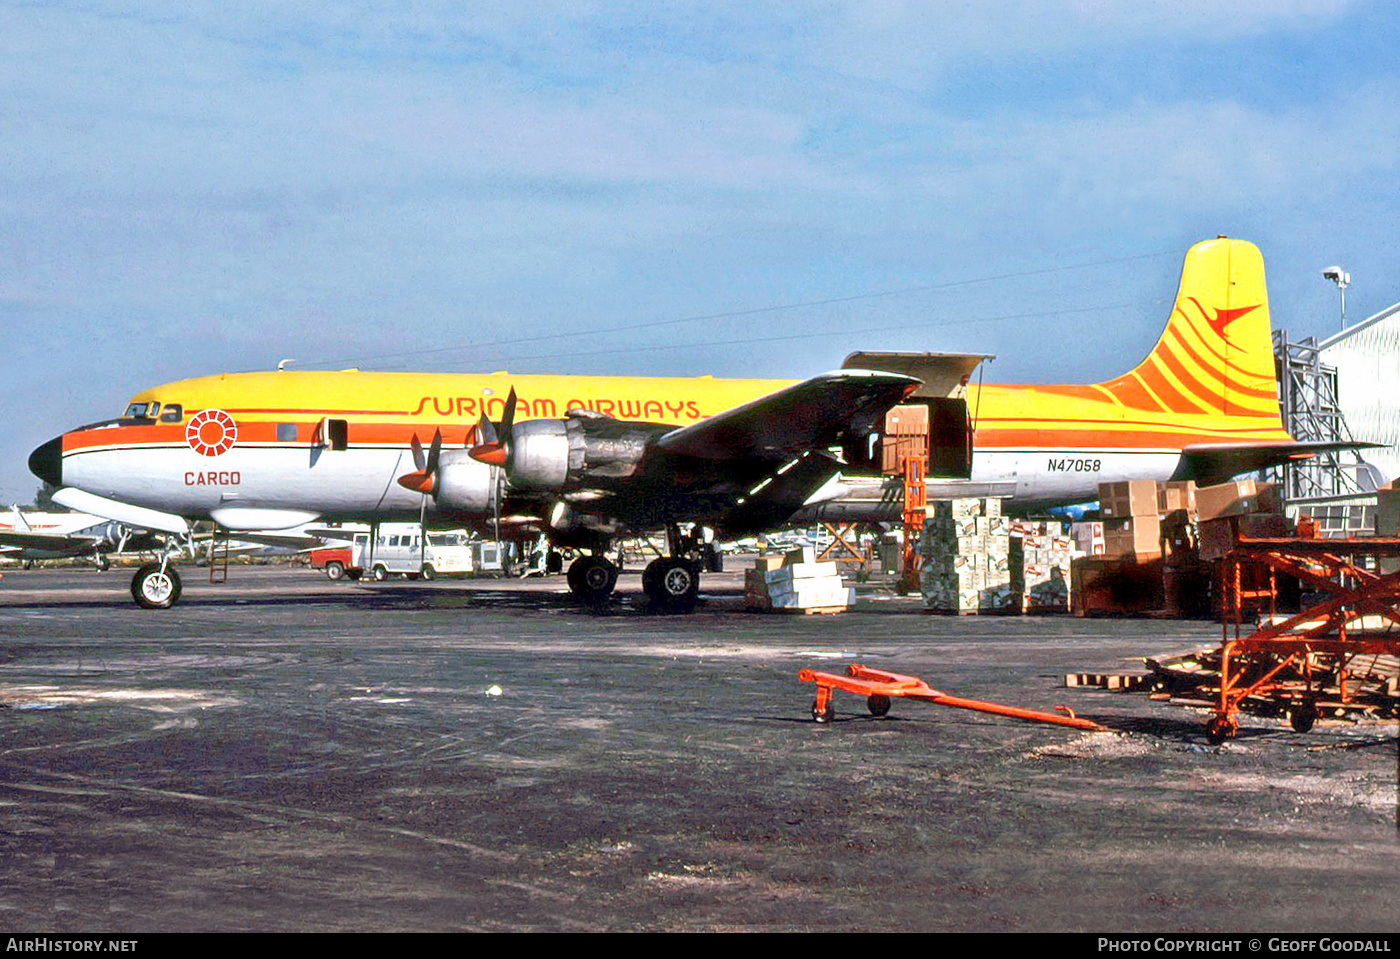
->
[1098,237,1284,426]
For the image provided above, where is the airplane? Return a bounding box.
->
[27,236,1329,610]
[793,235,1342,523]
[0,505,161,569]
[28,368,927,610]
[0,505,338,572]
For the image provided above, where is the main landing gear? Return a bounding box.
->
[641,556,700,613]
[566,554,619,605]
[563,523,719,613]
[642,523,721,613]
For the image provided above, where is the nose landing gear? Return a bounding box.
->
[131,559,182,609]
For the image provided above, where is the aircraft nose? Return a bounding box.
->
[28,436,63,487]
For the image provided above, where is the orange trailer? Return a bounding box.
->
[799,663,1102,730]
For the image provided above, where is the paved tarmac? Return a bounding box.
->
[0,564,1397,932]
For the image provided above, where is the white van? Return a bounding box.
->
[364,525,474,580]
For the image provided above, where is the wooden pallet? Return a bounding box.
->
[1064,672,1150,691]
[775,605,847,615]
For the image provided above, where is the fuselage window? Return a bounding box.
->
[276,423,298,442]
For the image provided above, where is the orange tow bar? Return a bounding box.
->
[799,664,1103,731]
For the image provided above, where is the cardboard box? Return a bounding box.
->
[1103,516,1162,559]
[764,561,837,583]
[1236,512,1291,540]
[1072,555,1164,615]
[1157,481,1197,516]
[1195,479,1281,522]
[1197,513,1292,560]
[884,404,930,436]
[784,546,818,566]
[881,434,928,474]
[976,515,1009,537]
[1099,481,1159,519]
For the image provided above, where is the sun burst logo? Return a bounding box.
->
[185,409,238,457]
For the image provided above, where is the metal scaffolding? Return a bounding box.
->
[1270,331,1377,535]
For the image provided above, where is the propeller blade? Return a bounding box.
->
[469,442,509,467]
[425,429,443,475]
[398,430,444,496]
[468,388,516,468]
[475,413,498,448]
[500,388,518,440]
[396,471,435,494]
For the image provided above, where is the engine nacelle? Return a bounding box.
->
[506,417,650,491]
[548,501,623,537]
[434,450,501,512]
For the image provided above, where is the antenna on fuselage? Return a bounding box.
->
[277,359,296,371]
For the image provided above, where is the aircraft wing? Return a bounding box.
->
[1175,440,1382,487]
[0,529,102,551]
[654,369,920,461]
[558,369,922,535]
[51,488,190,534]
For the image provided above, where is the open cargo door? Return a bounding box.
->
[841,351,991,480]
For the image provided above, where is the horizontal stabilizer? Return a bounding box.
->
[1174,440,1381,487]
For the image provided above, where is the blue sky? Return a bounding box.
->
[3,1,1399,503]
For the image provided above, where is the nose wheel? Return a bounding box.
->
[131,562,182,609]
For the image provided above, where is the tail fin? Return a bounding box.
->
[1099,237,1282,424]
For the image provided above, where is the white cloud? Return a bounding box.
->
[1,0,1396,502]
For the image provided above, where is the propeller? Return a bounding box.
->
[468,387,517,468]
[396,429,443,495]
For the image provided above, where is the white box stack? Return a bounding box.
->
[744,547,854,613]
[919,498,1014,613]
[1010,520,1078,613]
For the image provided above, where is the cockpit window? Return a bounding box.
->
[159,404,184,423]
[123,402,157,420]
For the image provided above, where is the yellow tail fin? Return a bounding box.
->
[1100,237,1282,424]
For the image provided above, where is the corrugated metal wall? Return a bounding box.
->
[1319,303,1400,485]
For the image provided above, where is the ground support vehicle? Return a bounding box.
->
[1209,533,1400,743]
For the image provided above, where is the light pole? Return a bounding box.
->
[1321,265,1350,331]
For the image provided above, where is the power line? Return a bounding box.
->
[304,249,1172,369]
[449,300,1158,368]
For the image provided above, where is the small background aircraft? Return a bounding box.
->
[0,506,162,569]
